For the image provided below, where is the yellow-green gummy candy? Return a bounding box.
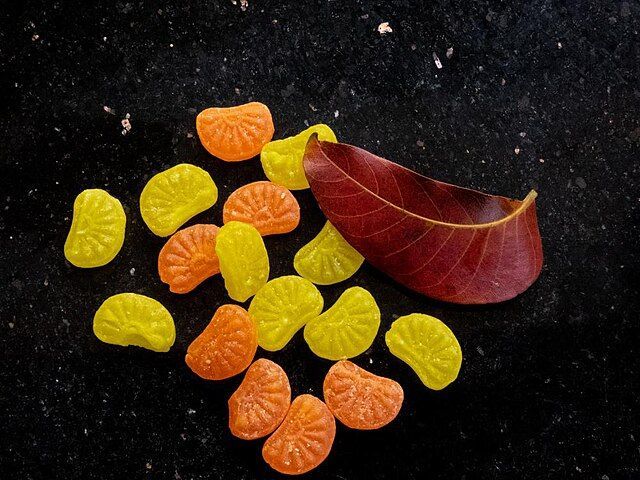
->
[249,276,324,351]
[294,221,364,285]
[215,221,270,302]
[140,163,218,237]
[64,189,126,268]
[304,286,380,360]
[260,124,337,190]
[93,293,175,352]
[385,314,462,390]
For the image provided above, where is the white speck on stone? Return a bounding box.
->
[557,41,563,49]
[103,36,107,42]
[446,47,454,58]
[169,43,174,48]
[519,132,527,137]
[44,278,49,286]
[477,346,485,356]
[121,115,132,135]
[187,408,196,414]
[32,33,39,41]
[240,0,248,11]
[539,158,545,163]
[130,268,135,275]
[433,52,443,69]
[8,322,14,329]
[309,103,317,112]
[501,78,507,85]
[377,22,392,34]
[334,110,339,118]
[103,105,115,115]
[514,146,521,154]
[369,358,373,364]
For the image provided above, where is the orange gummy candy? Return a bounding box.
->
[185,304,257,380]
[158,224,220,294]
[262,394,336,475]
[323,360,404,430]
[196,102,274,162]
[223,181,300,236]
[228,358,291,440]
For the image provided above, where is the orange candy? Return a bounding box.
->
[262,394,336,475]
[228,359,291,440]
[323,360,404,430]
[223,181,300,236]
[196,102,274,162]
[158,224,220,294]
[185,304,257,380]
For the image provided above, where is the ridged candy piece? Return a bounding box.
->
[323,360,403,430]
[385,313,462,390]
[196,102,274,162]
[294,221,364,285]
[262,394,336,475]
[64,189,126,268]
[261,124,337,190]
[304,286,380,360]
[223,181,300,236]
[215,221,270,302]
[248,276,323,351]
[185,304,257,380]
[158,224,220,293]
[93,293,175,352]
[140,163,218,237]
[228,359,291,440]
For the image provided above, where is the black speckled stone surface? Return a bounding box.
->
[1,1,639,478]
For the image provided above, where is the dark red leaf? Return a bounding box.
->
[303,137,543,304]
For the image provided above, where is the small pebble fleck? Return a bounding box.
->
[130,268,135,275]
[433,52,443,69]
[446,47,454,58]
[377,22,392,34]
[575,177,587,189]
[514,147,521,154]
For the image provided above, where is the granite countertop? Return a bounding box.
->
[1,1,638,478]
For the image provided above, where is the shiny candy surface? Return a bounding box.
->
[64,189,126,268]
[248,276,323,351]
[261,124,337,190]
[304,286,380,360]
[294,221,364,285]
[385,313,462,390]
[215,221,270,302]
[140,163,218,237]
[93,293,175,352]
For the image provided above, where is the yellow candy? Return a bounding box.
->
[385,314,462,390]
[64,189,126,268]
[140,163,218,237]
[93,293,175,352]
[304,286,380,360]
[249,276,323,351]
[294,221,364,285]
[215,221,270,302]
[260,124,337,190]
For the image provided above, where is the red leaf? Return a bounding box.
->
[303,137,543,304]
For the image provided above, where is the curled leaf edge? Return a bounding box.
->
[306,134,539,230]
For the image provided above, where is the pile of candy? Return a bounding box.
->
[64,102,463,475]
